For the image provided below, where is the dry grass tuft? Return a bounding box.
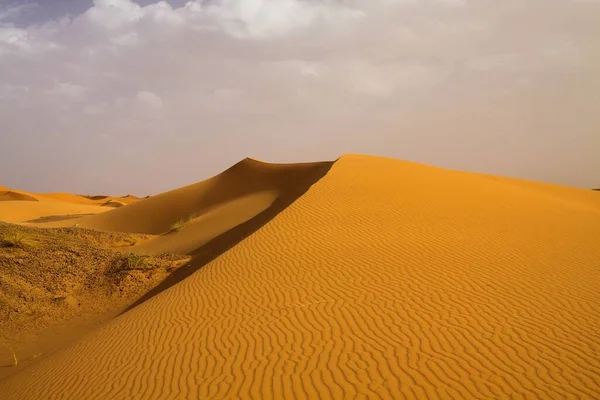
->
[0,231,36,249]
[111,235,140,248]
[167,213,199,234]
[1,341,17,367]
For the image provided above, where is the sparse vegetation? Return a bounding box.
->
[111,235,139,248]
[167,213,198,234]
[1,231,35,248]
[169,219,187,233]
[105,253,153,279]
[0,221,190,346]
[1,341,17,367]
[125,253,150,271]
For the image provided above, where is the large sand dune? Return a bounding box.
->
[1,154,599,399]
[76,158,334,255]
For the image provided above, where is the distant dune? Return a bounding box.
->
[1,154,599,399]
[101,200,126,208]
[0,186,141,225]
[42,192,141,205]
[0,201,108,223]
[0,191,38,202]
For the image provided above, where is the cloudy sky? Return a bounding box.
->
[0,0,599,195]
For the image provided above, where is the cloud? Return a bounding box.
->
[136,90,163,109]
[84,0,144,30]
[54,82,87,100]
[0,2,38,23]
[0,0,599,194]
[202,0,365,39]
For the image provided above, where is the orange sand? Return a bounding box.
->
[0,191,38,202]
[0,186,140,224]
[0,201,108,223]
[1,154,599,399]
[76,158,333,255]
[42,192,140,205]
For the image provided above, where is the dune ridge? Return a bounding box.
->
[0,191,38,202]
[1,154,599,399]
[76,158,334,255]
[0,186,142,225]
[0,202,108,223]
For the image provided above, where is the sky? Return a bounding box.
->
[0,0,599,195]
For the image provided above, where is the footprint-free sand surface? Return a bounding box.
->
[0,187,140,224]
[1,154,599,399]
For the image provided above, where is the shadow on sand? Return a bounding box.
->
[120,161,334,315]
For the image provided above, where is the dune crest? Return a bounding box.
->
[0,191,38,202]
[1,155,599,399]
[0,202,108,223]
[76,158,334,255]
[0,185,142,225]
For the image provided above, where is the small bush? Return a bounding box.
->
[167,213,198,234]
[106,253,154,279]
[112,235,139,248]
[1,232,35,248]
[126,253,148,270]
[169,219,187,233]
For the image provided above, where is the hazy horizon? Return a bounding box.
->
[1,0,599,195]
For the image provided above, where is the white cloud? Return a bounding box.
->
[0,23,58,55]
[83,0,144,30]
[111,31,139,46]
[83,103,108,115]
[54,82,87,100]
[136,91,163,109]
[203,0,365,39]
[0,26,27,46]
[0,0,599,192]
[435,0,467,7]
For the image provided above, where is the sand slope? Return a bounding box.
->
[41,193,140,205]
[0,186,140,224]
[1,154,600,399]
[0,201,108,223]
[0,191,38,202]
[77,158,334,255]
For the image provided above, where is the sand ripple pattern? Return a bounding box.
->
[2,155,600,399]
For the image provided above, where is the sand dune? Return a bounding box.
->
[41,192,140,205]
[0,201,108,223]
[1,154,600,399]
[0,191,38,202]
[0,186,141,225]
[101,200,126,208]
[121,194,141,201]
[40,192,101,204]
[76,158,333,255]
[0,187,44,201]
[0,222,190,382]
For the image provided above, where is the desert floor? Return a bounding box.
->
[1,154,599,399]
